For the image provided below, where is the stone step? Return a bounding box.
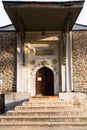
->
[15,106,84,111]
[29,96,59,103]
[22,101,71,106]
[30,96,59,99]
[6,110,86,116]
[0,96,87,130]
[10,109,84,112]
[0,122,87,126]
[0,122,87,130]
[29,101,66,104]
[0,116,87,123]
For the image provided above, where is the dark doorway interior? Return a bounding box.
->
[36,67,54,96]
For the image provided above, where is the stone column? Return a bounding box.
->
[61,65,66,91]
[61,33,66,92]
[17,32,23,92]
[61,31,72,92]
[65,31,72,92]
[17,33,28,92]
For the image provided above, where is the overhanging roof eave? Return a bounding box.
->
[3,1,85,32]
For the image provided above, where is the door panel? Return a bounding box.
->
[36,67,54,96]
[36,68,45,95]
[45,67,54,95]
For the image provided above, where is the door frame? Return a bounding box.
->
[28,64,59,96]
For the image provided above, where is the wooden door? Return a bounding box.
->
[36,67,54,96]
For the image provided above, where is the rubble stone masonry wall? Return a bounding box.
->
[72,31,87,91]
[0,31,87,93]
[0,32,17,92]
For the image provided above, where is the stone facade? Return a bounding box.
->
[21,32,61,95]
[0,32,17,92]
[29,42,59,95]
[0,30,87,94]
[72,31,87,91]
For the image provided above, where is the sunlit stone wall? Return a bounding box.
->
[72,31,87,91]
[0,32,17,92]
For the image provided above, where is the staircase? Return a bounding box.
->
[0,96,87,130]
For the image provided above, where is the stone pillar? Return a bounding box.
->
[61,65,66,91]
[66,31,72,92]
[17,33,23,92]
[58,39,62,92]
[61,31,72,92]
[17,33,28,92]
[61,33,66,92]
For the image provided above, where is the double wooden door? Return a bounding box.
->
[36,67,54,96]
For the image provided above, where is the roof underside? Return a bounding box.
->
[3,1,84,32]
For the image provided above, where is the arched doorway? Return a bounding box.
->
[36,67,54,96]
